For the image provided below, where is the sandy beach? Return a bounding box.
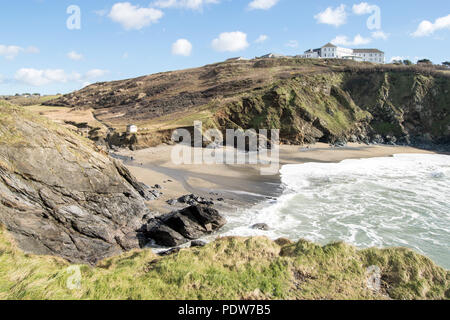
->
[116,143,436,214]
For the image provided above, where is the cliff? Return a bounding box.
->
[0,101,151,264]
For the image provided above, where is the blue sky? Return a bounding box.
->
[0,0,449,94]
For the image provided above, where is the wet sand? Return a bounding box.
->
[116,143,435,214]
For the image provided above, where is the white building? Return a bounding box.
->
[302,49,320,58]
[353,49,385,64]
[302,43,385,64]
[320,43,353,59]
[127,125,138,134]
[259,53,286,59]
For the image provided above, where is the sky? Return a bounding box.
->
[0,0,449,95]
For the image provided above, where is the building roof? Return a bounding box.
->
[304,48,321,53]
[353,49,384,54]
[226,57,247,61]
[321,42,337,48]
[260,53,285,58]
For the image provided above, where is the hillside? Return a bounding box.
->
[0,227,448,300]
[46,58,450,148]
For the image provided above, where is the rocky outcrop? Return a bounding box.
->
[143,205,226,247]
[0,103,152,264]
[218,71,450,146]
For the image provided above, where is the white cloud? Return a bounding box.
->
[352,2,376,15]
[255,34,268,43]
[0,45,39,60]
[153,0,219,10]
[248,0,280,10]
[14,68,108,86]
[371,30,389,40]
[0,45,23,60]
[172,39,193,56]
[412,14,450,37]
[212,31,249,52]
[26,46,40,54]
[331,34,372,46]
[108,2,163,30]
[94,9,108,16]
[85,69,109,79]
[67,51,84,61]
[314,4,347,27]
[285,40,299,48]
[122,52,129,59]
[15,69,73,86]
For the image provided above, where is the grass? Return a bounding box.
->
[0,101,98,152]
[0,95,61,107]
[0,225,447,300]
[217,73,371,142]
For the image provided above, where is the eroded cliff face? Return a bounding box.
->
[216,71,450,146]
[343,72,450,145]
[0,103,151,264]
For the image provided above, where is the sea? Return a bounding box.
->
[217,154,450,269]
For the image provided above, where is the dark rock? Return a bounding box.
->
[251,223,270,231]
[191,240,207,247]
[159,247,181,256]
[153,184,162,189]
[332,137,347,147]
[178,194,194,203]
[371,134,384,145]
[217,198,224,202]
[385,135,397,145]
[348,135,358,143]
[145,222,188,247]
[166,199,178,205]
[149,190,162,199]
[178,194,214,206]
[143,205,226,247]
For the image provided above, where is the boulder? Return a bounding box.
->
[166,199,178,206]
[251,223,270,231]
[143,205,226,247]
[159,247,181,256]
[177,194,214,206]
[371,134,384,145]
[191,240,207,247]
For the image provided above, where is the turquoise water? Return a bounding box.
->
[220,154,450,269]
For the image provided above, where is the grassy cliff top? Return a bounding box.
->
[0,226,447,300]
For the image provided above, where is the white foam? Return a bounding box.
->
[216,154,450,268]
